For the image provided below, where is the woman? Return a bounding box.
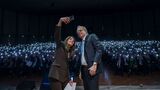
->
[48,17,76,90]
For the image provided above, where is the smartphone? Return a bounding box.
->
[69,15,74,21]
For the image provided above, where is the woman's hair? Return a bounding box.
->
[64,36,76,52]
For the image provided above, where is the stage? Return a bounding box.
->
[1,85,160,90]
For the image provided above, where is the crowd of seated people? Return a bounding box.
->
[0,42,55,77]
[0,40,159,78]
[102,40,160,76]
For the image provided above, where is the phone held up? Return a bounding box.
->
[69,15,74,21]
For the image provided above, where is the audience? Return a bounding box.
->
[0,40,159,77]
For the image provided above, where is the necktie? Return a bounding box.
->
[81,40,84,53]
[81,40,87,65]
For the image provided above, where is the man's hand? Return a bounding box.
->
[88,63,97,76]
[57,17,71,26]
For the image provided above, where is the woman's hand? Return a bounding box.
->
[57,17,71,26]
[79,72,82,80]
[69,80,74,86]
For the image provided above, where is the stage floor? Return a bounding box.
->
[1,85,160,90]
[0,71,160,90]
[76,85,160,90]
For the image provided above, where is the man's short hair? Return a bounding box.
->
[77,25,88,33]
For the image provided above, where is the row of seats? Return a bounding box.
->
[102,40,160,76]
[0,40,159,77]
[0,42,55,77]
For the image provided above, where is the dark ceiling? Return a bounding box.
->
[0,0,160,13]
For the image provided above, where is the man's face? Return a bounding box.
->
[77,26,87,39]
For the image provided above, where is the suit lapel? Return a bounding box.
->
[84,35,89,49]
[83,35,90,61]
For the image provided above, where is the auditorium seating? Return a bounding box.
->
[0,40,159,77]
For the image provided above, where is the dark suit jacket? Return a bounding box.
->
[81,34,103,74]
[48,26,71,83]
[68,50,81,81]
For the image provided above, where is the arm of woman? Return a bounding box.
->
[54,17,71,46]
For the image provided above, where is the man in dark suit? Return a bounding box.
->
[76,25,103,90]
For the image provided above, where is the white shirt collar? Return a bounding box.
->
[82,34,88,41]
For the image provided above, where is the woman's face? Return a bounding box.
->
[67,37,75,47]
